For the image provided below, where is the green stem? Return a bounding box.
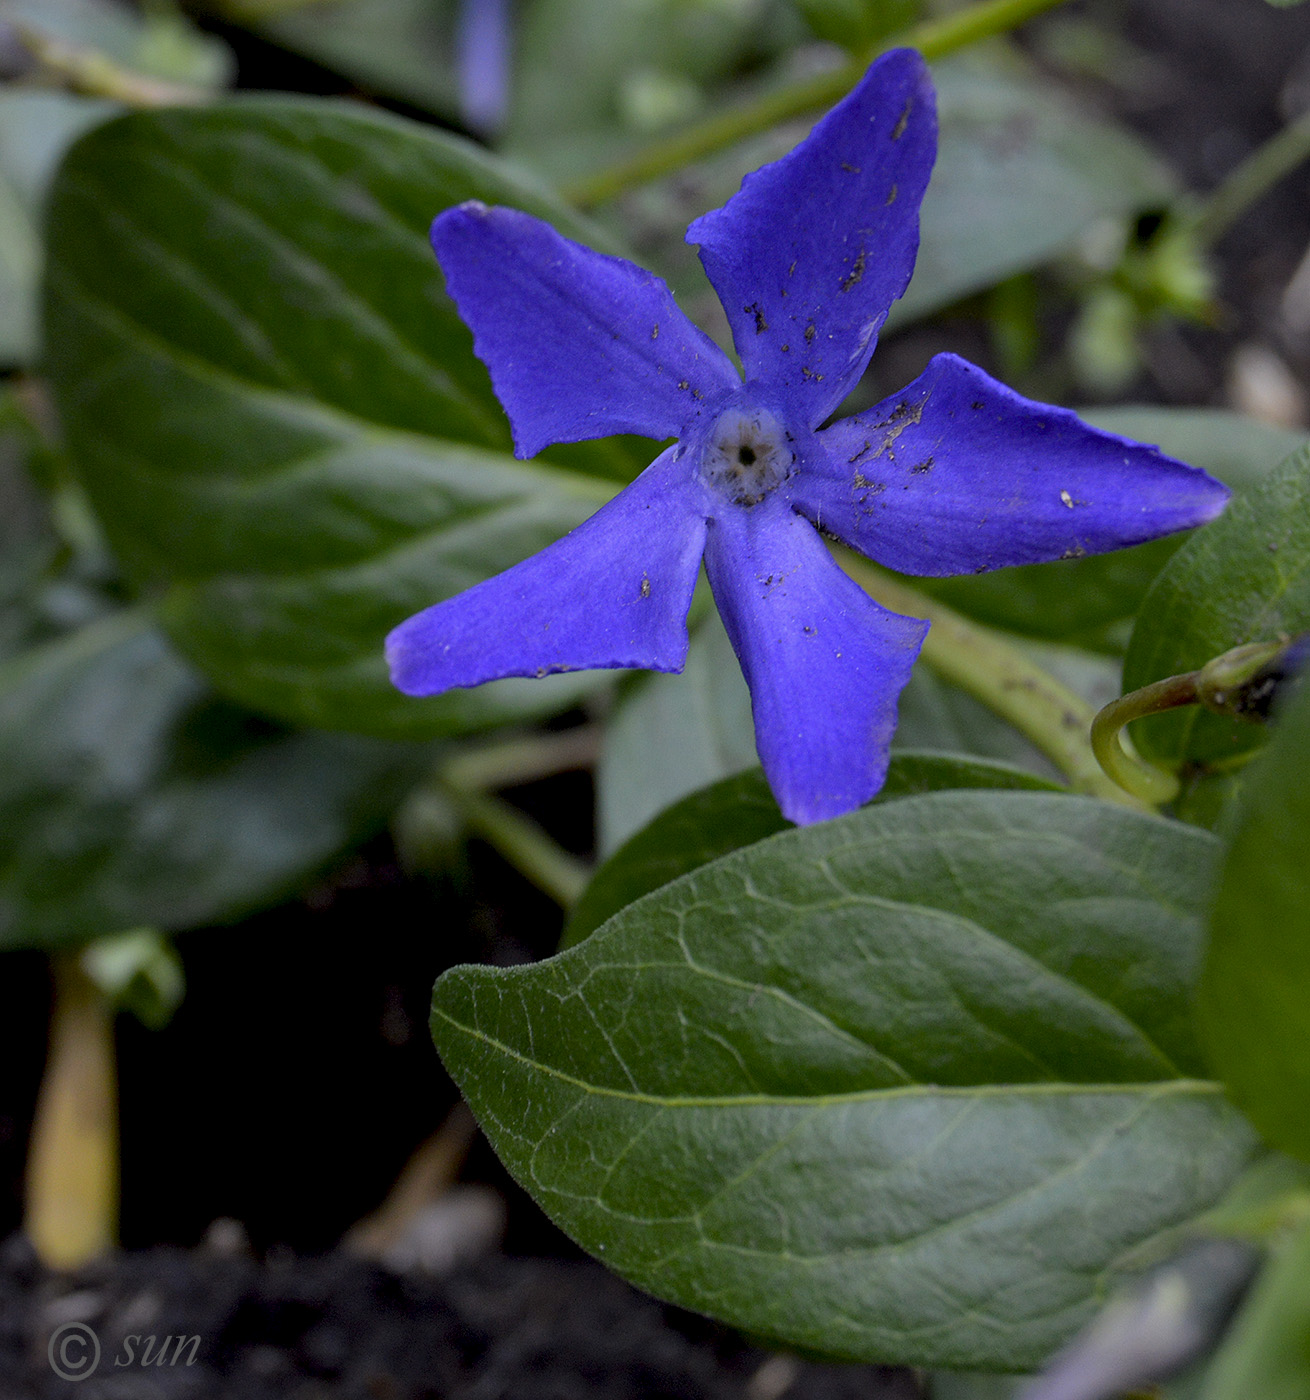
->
[839,554,1149,808]
[441,726,601,794]
[442,782,591,908]
[562,0,1074,208]
[1192,106,1310,247]
[25,955,118,1270]
[14,25,208,106]
[1090,674,1194,806]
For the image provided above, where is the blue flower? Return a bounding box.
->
[387,48,1228,825]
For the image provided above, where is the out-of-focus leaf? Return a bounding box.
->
[432,790,1254,1370]
[0,609,429,951]
[44,98,649,736]
[237,0,462,118]
[596,611,756,854]
[794,0,920,51]
[1198,676,1310,1162]
[1199,1217,1310,1400]
[1123,444,1310,769]
[0,388,55,656]
[0,91,115,364]
[565,752,1058,947]
[507,0,797,176]
[0,0,233,87]
[913,409,1303,649]
[615,57,1173,343]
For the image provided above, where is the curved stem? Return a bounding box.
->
[839,554,1150,809]
[441,781,590,908]
[25,955,118,1270]
[1192,107,1310,248]
[1090,675,1195,806]
[563,0,1074,209]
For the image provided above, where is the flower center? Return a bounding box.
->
[699,406,794,506]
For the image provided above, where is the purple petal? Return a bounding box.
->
[433,203,739,458]
[704,497,928,824]
[686,49,936,429]
[387,447,707,694]
[795,353,1231,576]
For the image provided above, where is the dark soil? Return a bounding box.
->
[0,1233,917,1400]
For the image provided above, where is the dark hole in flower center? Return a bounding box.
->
[700,406,793,506]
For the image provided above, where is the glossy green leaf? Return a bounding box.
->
[0,91,116,365]
[43,98,646,736]
[0,609,428,951]
[1199,1217,1310,1400]
[432,790,1255,1369]
[1198,677,1310,1162]
[1123,444,1310,768]
[915,410,1304,648]
[566,752,1059,947]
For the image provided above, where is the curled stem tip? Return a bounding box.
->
[1090,675,1196,806]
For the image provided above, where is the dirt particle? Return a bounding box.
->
[651,324,659,340]
[1060,490,1075,508]
[678,379,690,391]
[746,302,768,334]
[805,323,816,343]
[910,456,934,474]
[841,162,861,174]
[840,248,866,292]
[801,366,824,381]
[892,102,911,140]
[886,183,898,205]
[640,575,651,598]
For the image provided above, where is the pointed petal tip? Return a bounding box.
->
[384,615,441,698]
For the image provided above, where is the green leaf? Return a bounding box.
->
[566,752,1059,947]
[432,790,1256,1369]
[1199,1217,1310,1400]
[1122,444,1310,769]
[914,410,1305,648]
[246,0,462,118]
[0,609,428,951]
[795,0,920,51]
[0,389,57,658]
[1198,677,1310,1162]
[0,91,116,365]
[0,0,233,87]
[507,0,799,177]
[892,59,1175,328]
[596,610,757,853]
[43,97,644,736]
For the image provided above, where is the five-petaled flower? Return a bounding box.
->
[387,48,1228,826]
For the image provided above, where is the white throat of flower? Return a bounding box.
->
[699,406,794,506]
